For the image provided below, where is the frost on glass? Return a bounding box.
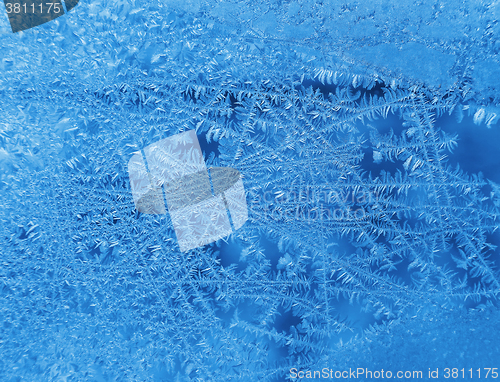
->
[129,130,247,251]
[1,0,500,380]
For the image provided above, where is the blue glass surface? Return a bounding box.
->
[1,1,500,381]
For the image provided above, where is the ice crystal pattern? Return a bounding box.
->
[1,0,500,380]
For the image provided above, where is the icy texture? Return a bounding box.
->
[1,0,500,381]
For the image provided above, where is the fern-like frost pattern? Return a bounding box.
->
[1,0,500,380]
